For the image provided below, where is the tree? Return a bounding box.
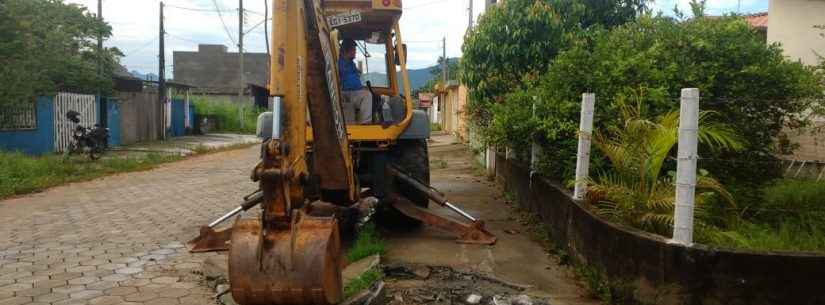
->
[460,0,648,125]
[544,16,822,180]
[0,0,122,108]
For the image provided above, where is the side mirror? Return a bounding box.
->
[394,43,407,66]
[256,112,273,139]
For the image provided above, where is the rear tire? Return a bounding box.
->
[379,139,430,229]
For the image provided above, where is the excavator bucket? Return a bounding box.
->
[228,212,343,305]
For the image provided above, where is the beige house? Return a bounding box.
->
[435,81,470,141]
[767,0,825,66]
[766,0,825,163]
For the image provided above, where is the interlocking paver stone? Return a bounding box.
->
[104,286,137,296]
[15,286,51,297]
[0,296,31,305]
[87,295,123,305]
[34,292,69,303]
[0,147,259,305]
[69,289,103,300]
[123,291,158,303]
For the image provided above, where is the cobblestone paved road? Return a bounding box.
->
[0,147,259,305]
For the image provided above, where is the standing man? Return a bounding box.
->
[338,39,372,124]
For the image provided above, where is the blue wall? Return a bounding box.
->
[106,99,121,147]
[0,97,55,155]
[170,98,186,137]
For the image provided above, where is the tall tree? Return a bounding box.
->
[0,0,122,108]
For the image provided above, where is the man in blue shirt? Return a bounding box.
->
[338,39,372,124]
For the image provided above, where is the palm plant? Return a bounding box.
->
[588,97,743,236]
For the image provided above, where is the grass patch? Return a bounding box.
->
[0,142,256,200]
[430,123,442,131]
[705,220,825,252]
[191,96,264,134]
[346,223,386,263]
[343,267,383,299]
[700,180,825,252]
[0,151,182,199]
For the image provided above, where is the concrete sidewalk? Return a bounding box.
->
[109,134,260,157]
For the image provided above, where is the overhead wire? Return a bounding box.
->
[123,35,160,57]
[211,0,237,45]
[165,3,235,13]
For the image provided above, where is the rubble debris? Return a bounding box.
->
[466,294,482,304]
[343,254,381,284]
[381,265,550,305]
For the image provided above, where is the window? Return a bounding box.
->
[0,101,37,130]
[355,42,390,88]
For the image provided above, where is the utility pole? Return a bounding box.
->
[97,0,103,79]
[238,0,245,129]
[159,1,166,139]
[467,0,473,32]
[264,0,270,58]
[442,36,447,84]
[97,0,105,125]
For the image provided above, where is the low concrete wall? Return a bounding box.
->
[494,154,825,305]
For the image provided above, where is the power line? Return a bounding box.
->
[123,35,160,57]
[165,3,235,13]
[166,32,204,45]
[211,0,237,44]
[406,0,443,10]
[244,17,271,34]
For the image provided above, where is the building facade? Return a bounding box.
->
[767,0,825,66]
[173,44,270,103]
[767,0,825,165]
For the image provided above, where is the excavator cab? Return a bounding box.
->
[186,1,493,305]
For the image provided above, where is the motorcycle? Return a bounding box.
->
[64,110,109,160]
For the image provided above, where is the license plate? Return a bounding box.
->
[327,12,362,28]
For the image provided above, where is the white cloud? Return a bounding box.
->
[65,0,761,75]
[651,0,768,16]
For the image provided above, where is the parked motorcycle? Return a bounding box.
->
[64,110,109,160]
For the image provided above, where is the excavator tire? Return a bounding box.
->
[380,139,430,229]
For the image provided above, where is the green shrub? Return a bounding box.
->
[760,180,825,224]
[588,100,741,236]
[191,96,263,134]
[486,15,823,183]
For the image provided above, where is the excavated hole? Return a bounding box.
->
[378,264,551,305]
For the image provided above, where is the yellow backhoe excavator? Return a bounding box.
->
[187,1,496,304]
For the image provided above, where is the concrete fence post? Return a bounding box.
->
[671,88,700,246]
[573,93,595,200]
[486,146,496,177]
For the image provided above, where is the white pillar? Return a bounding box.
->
[486,146,496,177]
[671,88,700,246]
[530,100,540,175]
[573,93,595,200]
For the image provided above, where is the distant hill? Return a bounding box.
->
[361,58,458,92]
[129,70,158,81]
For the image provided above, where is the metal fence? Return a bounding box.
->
[53,93,98,152]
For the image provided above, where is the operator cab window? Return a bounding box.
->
[355,42,390,89]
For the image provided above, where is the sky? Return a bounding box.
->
[63,0,769,76]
